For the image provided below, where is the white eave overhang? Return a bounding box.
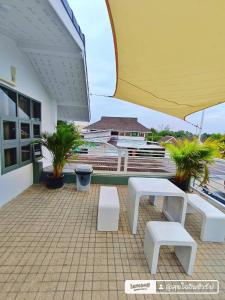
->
[0,0,90,122]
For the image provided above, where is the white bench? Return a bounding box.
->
[97,186,120,231]
[187,193,225,242]
[144,221,197,275]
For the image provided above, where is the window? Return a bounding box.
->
[0,86,17,117]
[4,148,17,168]
[20,123,30,139]
[32,101,41,121]
[18,95,30,119]
[3,121,16,140]
[111,131,118,136]
[21,145,31,162]
[0,84,42,174]
[33,124,41,138]
[131,132,138,137]
[33,143,42,160]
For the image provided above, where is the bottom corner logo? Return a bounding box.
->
[125,280,156,294]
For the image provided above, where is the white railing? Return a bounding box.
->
[191,158,225,208]
[69,146,176,176]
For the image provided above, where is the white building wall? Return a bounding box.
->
[0,165,33,207]
[117,136,145,141]
[82,130,111,143]
[0,33,57,207]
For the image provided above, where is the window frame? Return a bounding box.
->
[0,84,42,175]
[20,143,32,166]
[20,120,31,140]
[131,132,138,137]
[31,99,41,122]
[1,116,18,144]
[32,122,41,139]
[2,144,19,173]
[0,85,17,118]
[18,93,31,120]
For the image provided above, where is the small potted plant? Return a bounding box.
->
[39,122,83,188]
[164,139,217,191]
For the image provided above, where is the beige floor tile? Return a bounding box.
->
[0,184,223,300]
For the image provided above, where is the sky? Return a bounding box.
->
[68,0,225,134]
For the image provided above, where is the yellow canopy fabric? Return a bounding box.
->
[106,0,225,119]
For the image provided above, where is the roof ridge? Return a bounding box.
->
[101,116,137,119]
[85,116,149,132]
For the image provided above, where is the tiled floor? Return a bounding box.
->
[0,184,224,300]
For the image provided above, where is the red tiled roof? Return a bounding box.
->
[85,117,149,132]
[160,135,177,144]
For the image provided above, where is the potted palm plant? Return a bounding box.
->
[164,139,218,191]
[39,122,83,188]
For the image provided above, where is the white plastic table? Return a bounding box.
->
[127,178,187,234]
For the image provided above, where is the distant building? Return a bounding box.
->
[81,130,111,143]
[159,135,177,145]
[85,116,149,139]
[73,121,89,130]
[82,117,165,157]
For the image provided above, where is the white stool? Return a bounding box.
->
[144,221,197,275]
[97,186,120,231]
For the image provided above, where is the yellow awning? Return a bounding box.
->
[106,0,225,119]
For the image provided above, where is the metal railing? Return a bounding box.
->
[191,158,225,208]
[69,144,225,206]
[68,146,176,176]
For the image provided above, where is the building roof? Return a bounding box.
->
[61,0,85,44]
[85,117,149,132]
[0,0,90,122]
[160,136,177,144]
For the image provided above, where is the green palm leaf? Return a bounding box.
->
[39,122,83,178]
[164,138,218,185]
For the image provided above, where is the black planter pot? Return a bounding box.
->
[170,177,191,192]
[46,174,64,189]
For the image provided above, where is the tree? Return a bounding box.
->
[146,128,195,142]
[146,128,160,141]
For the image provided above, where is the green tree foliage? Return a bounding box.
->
[146,128,195,142]
[201,132,222,142]
[205,134,225,159]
